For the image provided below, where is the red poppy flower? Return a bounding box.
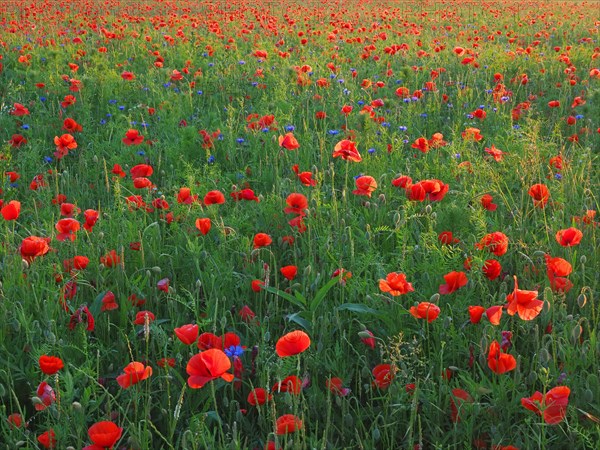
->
[101,291,118,311]
[284,193,308,216]
[438,231,459,244]
[352,175,378,197]
[59,203,79,217]
[186,349,234,388]
[36,381,56,411]
[548,100,560,108]
[20,236,50,262]
[8,134,27,147]
[100,250,121,268]
[7,413,23,429]
[132,177,153,189]
[468,306,486,324]
[409,302,441,322]
[175,324,199,345]
[278,132,299,150]
[121,71,135,80]
[379,272,414,296]
[528,184,550,208]
[11,103,30,116]
[506,276,543,321]
[55,218,81,241]
[340,104,353,115]
[54,134,78,159]
[326,377,351,396]
[112,164,126,178]
[276,330,311,357]
[332,140,362,162]
[83,209,99,232]
[486,305,503,325]
[292,164,317,186]
[177,187,199,204]
[251,279,265,292]
[134,311,155,325]
[37,429,57,449]
[360,329,376,348]
[87,421,123,448]
[1,200,20,221]
[555,227,582,246]
[484,145,506,162]
[62,118,82,133]
[272,375,303,394]
[239,305,256,323]
[450,388,473,423]
[122,129,144,146]
[545,255,572,277]
[411,137,430,153]
[39,355,64,375]
[130,164,153,178]
[195,218,211,235]
[439,271,468,295]
[461,127,483,141]
[482,259,502,280]
[276,414,303,435]
[253,233,272,249]
[116,362,153,389]
[481,194,498,211]
[487,340,516,374]
[372,364,395,389]
[157,357,176,368]
[476,232,509,256]
[280,265,298,281]
[203,190,225,205]
[391,175,412,188]
[521,386,570,425]
[247,387,272,406]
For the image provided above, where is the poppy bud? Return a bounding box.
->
[580,255,587,264]
[583,388,594,403]
[378,194,386,203]
[577,294,587,308]
[429,293,440,303]
[571,324,582,345]
[72,401,82,411]
[425,204,432,214]
[527,371,538,384]
[303,265,311,277]
[538,347,550,365]
[152,266,162,273]
[22,259,29,270]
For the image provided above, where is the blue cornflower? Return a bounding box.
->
[197,90,203,95]
[224,345,245,358]
[207,155,215,164]
[40,97,47,102]
[137,150,145,156]
[237,138,245,143]
[21,124,30,130]
[368,148,376,154]
[398,126,408,131]
[44,156,53,163]
[285,125,295,132]
[328,130,340,135]
[109,99,117,104]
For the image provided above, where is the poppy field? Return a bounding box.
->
[1,0,599,448]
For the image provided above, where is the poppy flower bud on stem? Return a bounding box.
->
[429,293,440,303]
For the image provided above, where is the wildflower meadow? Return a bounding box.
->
[0,0,599,448]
